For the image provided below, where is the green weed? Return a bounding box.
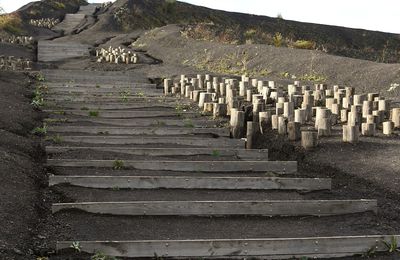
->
[382,236,399,253]
[70,241,81,252]
[211,150,220,157]
[31,124,48,136]
[273,32,283,47]
[45,134,63,144]
[89,110,99,117]
[292,40,315,50]
[91,251,119,260]
[183,119,194,128]
[112,160,124,170]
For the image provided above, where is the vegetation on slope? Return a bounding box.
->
[112,0,400,63]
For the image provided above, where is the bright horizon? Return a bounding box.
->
[1,0,399,34]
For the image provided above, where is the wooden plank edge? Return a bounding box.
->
[49,176,331,191]
[55,235,399,258]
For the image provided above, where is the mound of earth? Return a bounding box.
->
[75,0,400,63]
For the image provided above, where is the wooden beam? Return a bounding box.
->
[49,176,331,191]
[45,147,268,160]
[44,102,187,110]
[46,159,297,173]
[51,200,377,216]
[45,118,218,128]
[48,136,245,148]
[44,110,199,118]
[55,235,400,258]
[47,126,230,137]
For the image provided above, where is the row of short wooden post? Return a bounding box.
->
[95,46,139,64]
[0,56,32,71]
[0,36,34,46]
[164,75,400,149]
[29,18,59,29]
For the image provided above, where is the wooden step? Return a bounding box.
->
[45,147,268,160]
[44,102,188,110]
[47,159,297,173]
[46,87,160,94]
[51,200,377,216]
[38,41,91,62]
[55,235,399,258]
[46,135,244,148]
[45,118,218,127]
[47,126,229,137]
[49,176,331,191]
[45,82,155,88]
[44,110,199,118]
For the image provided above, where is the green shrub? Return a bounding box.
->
[292,40,316,50]
[273,32,283,47]
[0,13,23,34]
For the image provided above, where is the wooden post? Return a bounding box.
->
[230,109,245,138]
[343,125,359,143]
[301,131,318,149]
[271,115,279,130]
[278,116,287,135]
[383,121,393,135]
[259,111,272,134]
[288,122,301,141]
[246,121,260,149]
[318,118,331,137]
[203,102,214,114]
[294,109,306,124]
[185,85,194,98]
[283,102,294,121]
[392,108,400,129]
[199,93,212,108]
[164,78,172,95]
[213,103,227,118]
[361,123,376,136]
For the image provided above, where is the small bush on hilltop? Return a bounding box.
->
[292,40,316,50]
[0,13,23,34]
[273,32,283,47]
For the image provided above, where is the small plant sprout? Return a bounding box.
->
[35,73,45,82]
[31,123,48,136]
[113,160,124,170]
[96,84,100,88]
[136,91,145,97]
[184,119,194,128]
[211,150,220,157]
[70,241,81,252]
[89,110,99,117]
[382,236,399,253]
[91,251,119,260]
[44,134,63,144]
[120,90,131,102]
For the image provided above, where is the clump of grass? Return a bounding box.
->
[299,73,327,83]
[70,241,81,252]
[31,124,48,136]
[183,119,194,128]
[292,40,316,50]
[382,236,399,253]
[91,251,119,260]
[31,89,45,108]
[35,73,46,82]
[54,110,66,115]
[89,110,99,117]
[0,13,23,34]
[273,32,283,47]
[45,134,63,144]
[211,150,220,157]
[44,118,68,124]
[120,90,131,102]
[113,160,124,170]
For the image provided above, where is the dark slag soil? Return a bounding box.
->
[0,71,47,260]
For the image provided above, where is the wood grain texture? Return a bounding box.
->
[52,200,377,216]
[55,235,400,258]
[47,159,297,173]
[49,175,331,191]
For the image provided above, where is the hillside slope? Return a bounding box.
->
[104,0,400,63]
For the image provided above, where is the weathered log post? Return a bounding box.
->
[361,123,376,136]
[230,108,245,138]
[213,103,227,118]
[383,121,394,135]
[318,118,332,137]
[301,130,318,149]
[164,78,172,95]
[199,92,212,109]
[343,125,359,143]
[392,108,400,129]
[259,111,272,134]
[288,122,301,141]
[246,121,260,149]
[278,116,287,135]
